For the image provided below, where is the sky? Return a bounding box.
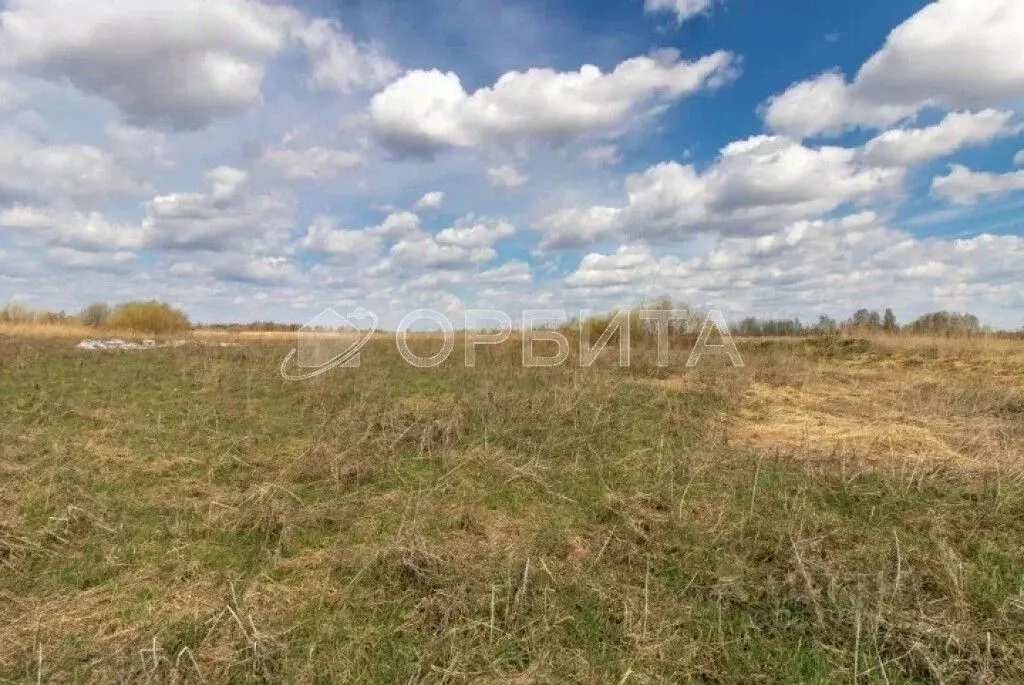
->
[0,0,1022,329]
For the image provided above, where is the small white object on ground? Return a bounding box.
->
[75,339,161,350]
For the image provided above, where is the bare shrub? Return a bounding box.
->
[79,301,111,327]
[109,300,190,335]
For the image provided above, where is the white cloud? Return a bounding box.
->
[565,245,659,288]
[0,205,146,251]
[537,135,904,248]
[263,144,364,180]
[213,255,299,284]
[0,131,144,201]
[478,260,531,284]
[369,211,421,238]
[581,144,621,166]
[413,191,444,211]
[562,213,1024,326]
[860,110,1016,167]
[47,247,138,271]
[141,166,294,250]
[297,211,424,257]
[104,123,174,169]
[290,17,399,93]
[537,206,622,250]
[374,215,514,272]
[435,216,515,248]
[299,215,382,255]
[487,164,528,188]
[932,164,1024,205]
[0,0,397,130]
[370,48,737,156]
[762,71,916,138]
[207,166,249,199]
[643,0,715,23]
[389,236,496,269]
[1014,150,1024,166]
[763,0,1024,137]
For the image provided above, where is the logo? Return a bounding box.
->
[280,307,378,380]
[279,307,744,380]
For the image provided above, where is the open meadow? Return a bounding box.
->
[1,331,1023,683]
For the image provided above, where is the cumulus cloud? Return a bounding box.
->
[377,215,514,272]
[212,255,299,285]
[487,165,528,188]
[0,131,145,201]
[46,247,139,271]
[931,164,1024,205]
[296,211,426,258]
[762,71,916,138]
[537,135,904,248]
[536,206,622,250]
[565,244,660,289]
[562,213,1024,326]
[370,49,737,156]
[413,191,444,211]
[262,144,364,180]
[290,17,399,93]
[369,211,421,238]
[0,205,146,251]
[141,166,295,250]
[389,236,496,270]
[104,123,174,169]
[435,216,515,248]
[0,0,398,130]
[643,0,715,23]
[860,110,1015,167]
[763,0,1024,137]
[1014,150,1024,166]
[478,260,531,284]
[299,215,382,255]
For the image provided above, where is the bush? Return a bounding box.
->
[80,302,111,327]
[109,301,190,334]
[906,311,982,336]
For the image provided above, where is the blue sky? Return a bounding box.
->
[0,0,1022,328]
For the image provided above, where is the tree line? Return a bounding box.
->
[1,300,190,334]
[730,308,991,337]
[0,297,1015,338]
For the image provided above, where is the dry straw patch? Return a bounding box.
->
[662,337,1024,470]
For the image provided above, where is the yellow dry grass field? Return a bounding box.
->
[1,328,1023,682]
[657,336,1024,471]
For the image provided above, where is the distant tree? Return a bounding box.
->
[882,308,898,332]
[0,303,34,323]
[634,296,703,336]
[907,311,982,336]
[816,315,839,335]
[80,302,111,327]
[734,317,763,336]
[848,308,882,330]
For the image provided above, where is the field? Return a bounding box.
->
[1,331,1023,683]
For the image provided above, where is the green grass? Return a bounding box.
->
[1,336,1023,683]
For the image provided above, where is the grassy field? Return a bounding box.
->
[1,331,1023,683]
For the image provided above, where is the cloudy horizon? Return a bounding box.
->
[1,0,1022,329]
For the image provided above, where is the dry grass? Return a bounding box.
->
[651,337,1024,471]
[0,322,107,339]
[1,333,1023,682]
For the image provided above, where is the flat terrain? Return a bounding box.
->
[1,333,1023,683]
